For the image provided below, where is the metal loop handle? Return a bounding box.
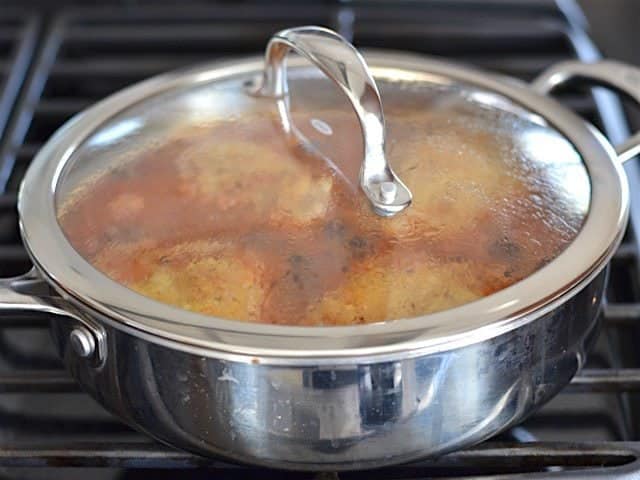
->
[0,269,107,366]
[532,60,640,164]
[254,26,412,217]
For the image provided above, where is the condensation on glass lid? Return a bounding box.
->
[55,79,591,326]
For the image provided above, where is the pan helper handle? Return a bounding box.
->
[532,60,640,164]
[253,26,412,217]
[0,268,106,367]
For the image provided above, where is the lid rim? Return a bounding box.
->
[18,52,629,358]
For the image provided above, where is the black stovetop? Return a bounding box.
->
[1,1,640,478]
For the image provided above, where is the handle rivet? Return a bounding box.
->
[379,181,397,204]
[70,326,95,358]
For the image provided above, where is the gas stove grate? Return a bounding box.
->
[0,441,637,475]
[0,11,38,141]
[0,1,640,478]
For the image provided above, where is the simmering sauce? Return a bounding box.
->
[58,89,589,325]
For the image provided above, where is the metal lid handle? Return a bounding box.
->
[532,60,640,164]
[255,26,412,217]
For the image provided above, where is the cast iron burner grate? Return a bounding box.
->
[1,1,640,478]
[0,11,38,142]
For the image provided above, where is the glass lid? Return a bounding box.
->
[54,27,590,327]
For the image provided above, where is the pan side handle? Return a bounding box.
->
[0,268,106,366]
[0,268,74,318]
[532,60,640,164]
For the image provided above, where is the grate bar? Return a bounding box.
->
[57,4,338,24]
[0,372,78,393]
[0,441,633,470]
[352,23,568,51]
[0,30,27,43]
[65,25,312,40]
[17,142,42,158]
[36,98,94,115]
[51,59,203,75]
[0,316,48,327]
[355,21,566,39]
[613,243,637,261]
[0,14,39,138]
[0,245,27,257]
[569,369,640,393]
[603,304,640,326]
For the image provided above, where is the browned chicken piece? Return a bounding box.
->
[58,101,586,326]
[361,111,528,242]
[303,249,517,326]
[175,126,334,227]
[94,239,266,321]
